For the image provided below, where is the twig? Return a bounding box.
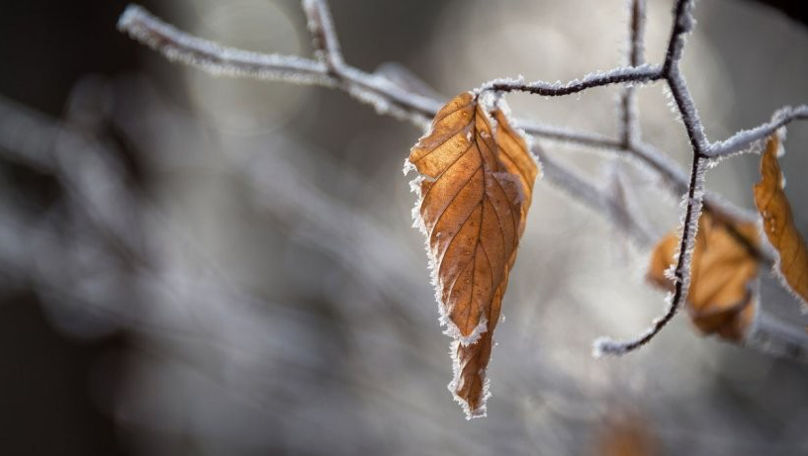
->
[301,0,344,72]
[595,0,710,355]
[516,121,624,150]
[117,4,440,127]
[662,0,695,75]
[619,0,646,148]
[708,105,808,157]
[117,6,335,85]
[480,65,663,97]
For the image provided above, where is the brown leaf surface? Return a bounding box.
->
[647,213,759,341]
[754,134,808,307]
[407,92,538,418]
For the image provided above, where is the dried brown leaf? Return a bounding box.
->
[406,92,538,418]
[647,213,758,341]
[754,134,808,307]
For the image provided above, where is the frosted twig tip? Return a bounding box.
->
[592,338,631,357]
[117,4,145,31]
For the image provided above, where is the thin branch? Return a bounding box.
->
[516,122,759,230]
[0,94,142,262]
[749,309,808,362]
[480,65,663,97]
[619,0,646,148]
[596,153,707,356]
[117,4,440,126]
[597,0,710,355]
[662,0,695,76]
[708,105,808,158]
[517,121,625,150]
[627,0,646,67]
[301,0,344,72]
[667,70,710,155]
[117,5,335,85]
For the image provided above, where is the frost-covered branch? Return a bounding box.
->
[596,0,710,355]
[301,0,344,72]
[481,64,663,97]
[117,5,335,85]
[627,0,646,68]
[708,105,808,157]
[618,0,646,148]
[662,0,695,76]
[117,4,440,126]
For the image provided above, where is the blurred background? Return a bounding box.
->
[1,0,808,454]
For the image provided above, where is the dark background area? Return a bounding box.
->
[1,1,143,453]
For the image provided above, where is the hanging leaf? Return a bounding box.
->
[406,92,538,418]
[647,213,759,341]
[754,133,808,307]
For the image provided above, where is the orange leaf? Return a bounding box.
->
[754,134,808,307]
[592,410,657,456]
[647,213,758,341]
[406,92,538,418]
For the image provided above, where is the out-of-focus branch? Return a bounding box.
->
[619,0,646,149]
[515,121,624,150]
[0,93,142,262]
[301,0,344,72]
[536,148,654,247]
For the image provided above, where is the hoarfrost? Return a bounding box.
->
[593,291,675,357]
[448,340,492,420]
[301,0,344,68]
[442,316,488,347]
[495,99,542,175]
[706,106,807,158]
[479,64,661,96]
[118,5,336,86]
